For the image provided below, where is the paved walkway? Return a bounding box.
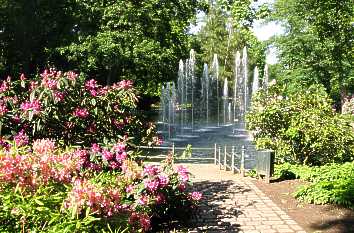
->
[183,164,306,233]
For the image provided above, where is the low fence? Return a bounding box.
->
[138,143,274,182]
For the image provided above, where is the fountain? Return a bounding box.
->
[157,47,263,147]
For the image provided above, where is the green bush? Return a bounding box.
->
[247,84,354,165]
[275,163,354,208]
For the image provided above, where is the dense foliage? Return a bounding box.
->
[197,0,266,81]
[0,140,201,232]
[270,0,354,103]
[0,0,205,94]
[275,163,354,208]
[0,70,156,146]
[246,83,354,165]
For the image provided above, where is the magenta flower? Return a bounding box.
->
[189,191,202,201]
[0,80,9,93]
[102,149,114,161]
[65,71,78,81]
[53,91,65,102]
[144,179,159,193]
[20,73,26,80]
[0,103,8,116]
[91,143,101,153]
[73,107,89,119]
[156,192,166,204]
[137,195,149,206]
[158,174,169,187]
[13,130,29,147]
[125,184,134,193]
[143,165,160,176]
[20,99,42,115]
[114,80,133,90]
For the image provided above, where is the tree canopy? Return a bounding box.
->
[270,0,354,103]
[0,0,205,94]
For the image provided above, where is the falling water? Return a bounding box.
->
[233,51,241,124]
[223,78,229,124]
[202,63,210,125]
[211,54,220,126]
[252,66,259,95]
[242,47,249,112]
[263,64,269,90]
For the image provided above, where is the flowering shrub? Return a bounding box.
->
[0,140,201,232]
[247,84,354,165]
[0,69,156,146]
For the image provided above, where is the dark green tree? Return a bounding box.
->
[271,0,354,105]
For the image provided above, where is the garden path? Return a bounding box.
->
[181,164,307,233]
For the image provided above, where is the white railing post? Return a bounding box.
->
[231,146,235,174]
[214,143,217,165]
[241,145,245,177]
[224,145,227,170]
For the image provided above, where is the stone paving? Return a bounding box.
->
[182,164,306,233]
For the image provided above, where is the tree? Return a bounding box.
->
[271,0,354,105]
[0,0,204,96]
[197,0,266,81]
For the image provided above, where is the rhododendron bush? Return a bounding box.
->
[0,70,201,232]
[0,140,201,232]
[0,69,155,146]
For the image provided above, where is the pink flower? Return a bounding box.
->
[139,214,151,231]
[91,143,101,153]
[125,184,134,193]
[158,174,169,187]
[144,179,159,192]
[156,192,166,204]
[178,183,186,192]
[0,103,8,116]
[102,149,114,161]
[137,195,149,205]
[85,79,97,90]
[14,130,29,147]
[113,142,126,153]
[189,191,202,201]
[0,80,9,93]
[176,165,189,182]
[33,139,56,155]
[65,71,78,81]
[73,107,89,119]
[20,73,26,80]
[53,91,65,102]
[20,99,42,115]
[143,165,160,176]
[116,151,127,161]
[114,80,133,90]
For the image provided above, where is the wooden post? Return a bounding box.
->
[241,145,245,177]
[231,146,235,174]
[214,144,217,165]
[218,146,221,170]
[224,145,227,170]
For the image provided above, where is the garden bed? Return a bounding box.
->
[253,179,354,233]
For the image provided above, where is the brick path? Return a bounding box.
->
[182,164,306,233]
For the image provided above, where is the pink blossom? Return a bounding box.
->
[143,165,160,176]
[33,139,56,155]
[53,91,65,102]
[137,195,149,205]
[20,99,42,115]
[0,102,8,116]
[116,151,127,161]
[176,165,189,182]
[156,192,166,204]
[189,191,202,201]
[14,130,29,147]
[178,183,186,192]
[144,179,159,192]
[65,71,78,81]
[20,73,26,80]
[85,79,97,90]
[0,81,9,93]
[113,142,126,153]
[102,149,114,161]
[139,214,151,231]
[115,80,133,90]
[158,174,169,187]
[125,184,134,193]
[73,107,89,119]
[91,143,101,153]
